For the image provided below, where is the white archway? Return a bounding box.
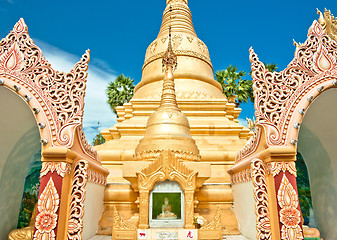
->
[297,88,337,239]
[0,87,41,238]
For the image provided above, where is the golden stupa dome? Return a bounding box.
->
[135,32,200,160]
[133,0,224,100]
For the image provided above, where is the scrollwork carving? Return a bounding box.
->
[268,162,297,177]
[251,159,271,240]
[40,162,71,178]
[250,20,337,146]
[0,19,91,148]
[67,160,88,240]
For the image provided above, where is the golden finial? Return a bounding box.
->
[317,8,325,26]
[317,8,337,42]
[166,0,188,5]
[162,5,177,72]
[160,5,179,110]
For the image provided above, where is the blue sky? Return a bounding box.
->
[0,0,336,141]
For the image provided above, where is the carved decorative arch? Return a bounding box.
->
[236,20,337,163]
[1,19,108,240]
[0,18,95,159]
[252,21,337,147]
[231,14,337,240]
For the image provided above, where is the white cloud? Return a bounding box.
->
[238,118,247,127]
[34,39,117,143]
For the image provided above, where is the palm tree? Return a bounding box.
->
[264,63,278,72]
[106,74,135,113]
[215,65,253,106]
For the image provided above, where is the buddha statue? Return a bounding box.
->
[8,205,37,240]
[157,197,177,219]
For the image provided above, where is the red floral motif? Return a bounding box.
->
[277,175,303,239]
[35,211,57,233]
[280,206,301,227]
[33,178,59,240]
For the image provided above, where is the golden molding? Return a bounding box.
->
[87,169,107,186]
[143,50,212,70]
[231,168,252,184]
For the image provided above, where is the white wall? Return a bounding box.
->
[0,87,40,238]
[82,182,105,239]
[232,181,257,240]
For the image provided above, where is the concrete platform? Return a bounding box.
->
[88,234,249,240]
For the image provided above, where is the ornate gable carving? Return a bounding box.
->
[137,150,198,191]
[0,19,93,154]
[249,20,337,146]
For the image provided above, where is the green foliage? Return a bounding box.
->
[17,168,41,228]
[106,74,135,113]
[215,65,253,106]
[17,192,38,228]
[296,152,313,221]
[92,132,106,146]
[264,63,278,72]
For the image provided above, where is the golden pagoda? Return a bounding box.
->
[96,0,252,235]
[2,3,337,240]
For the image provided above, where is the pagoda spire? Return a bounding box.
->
[166,0,188,4]
[158,0,196,37]
[160,20,179,110]
[134,11,199,158]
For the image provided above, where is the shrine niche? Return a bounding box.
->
[0,19,109,240]
[124,149,210,230]
[230,9,337,240]
[150,180,184,228]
